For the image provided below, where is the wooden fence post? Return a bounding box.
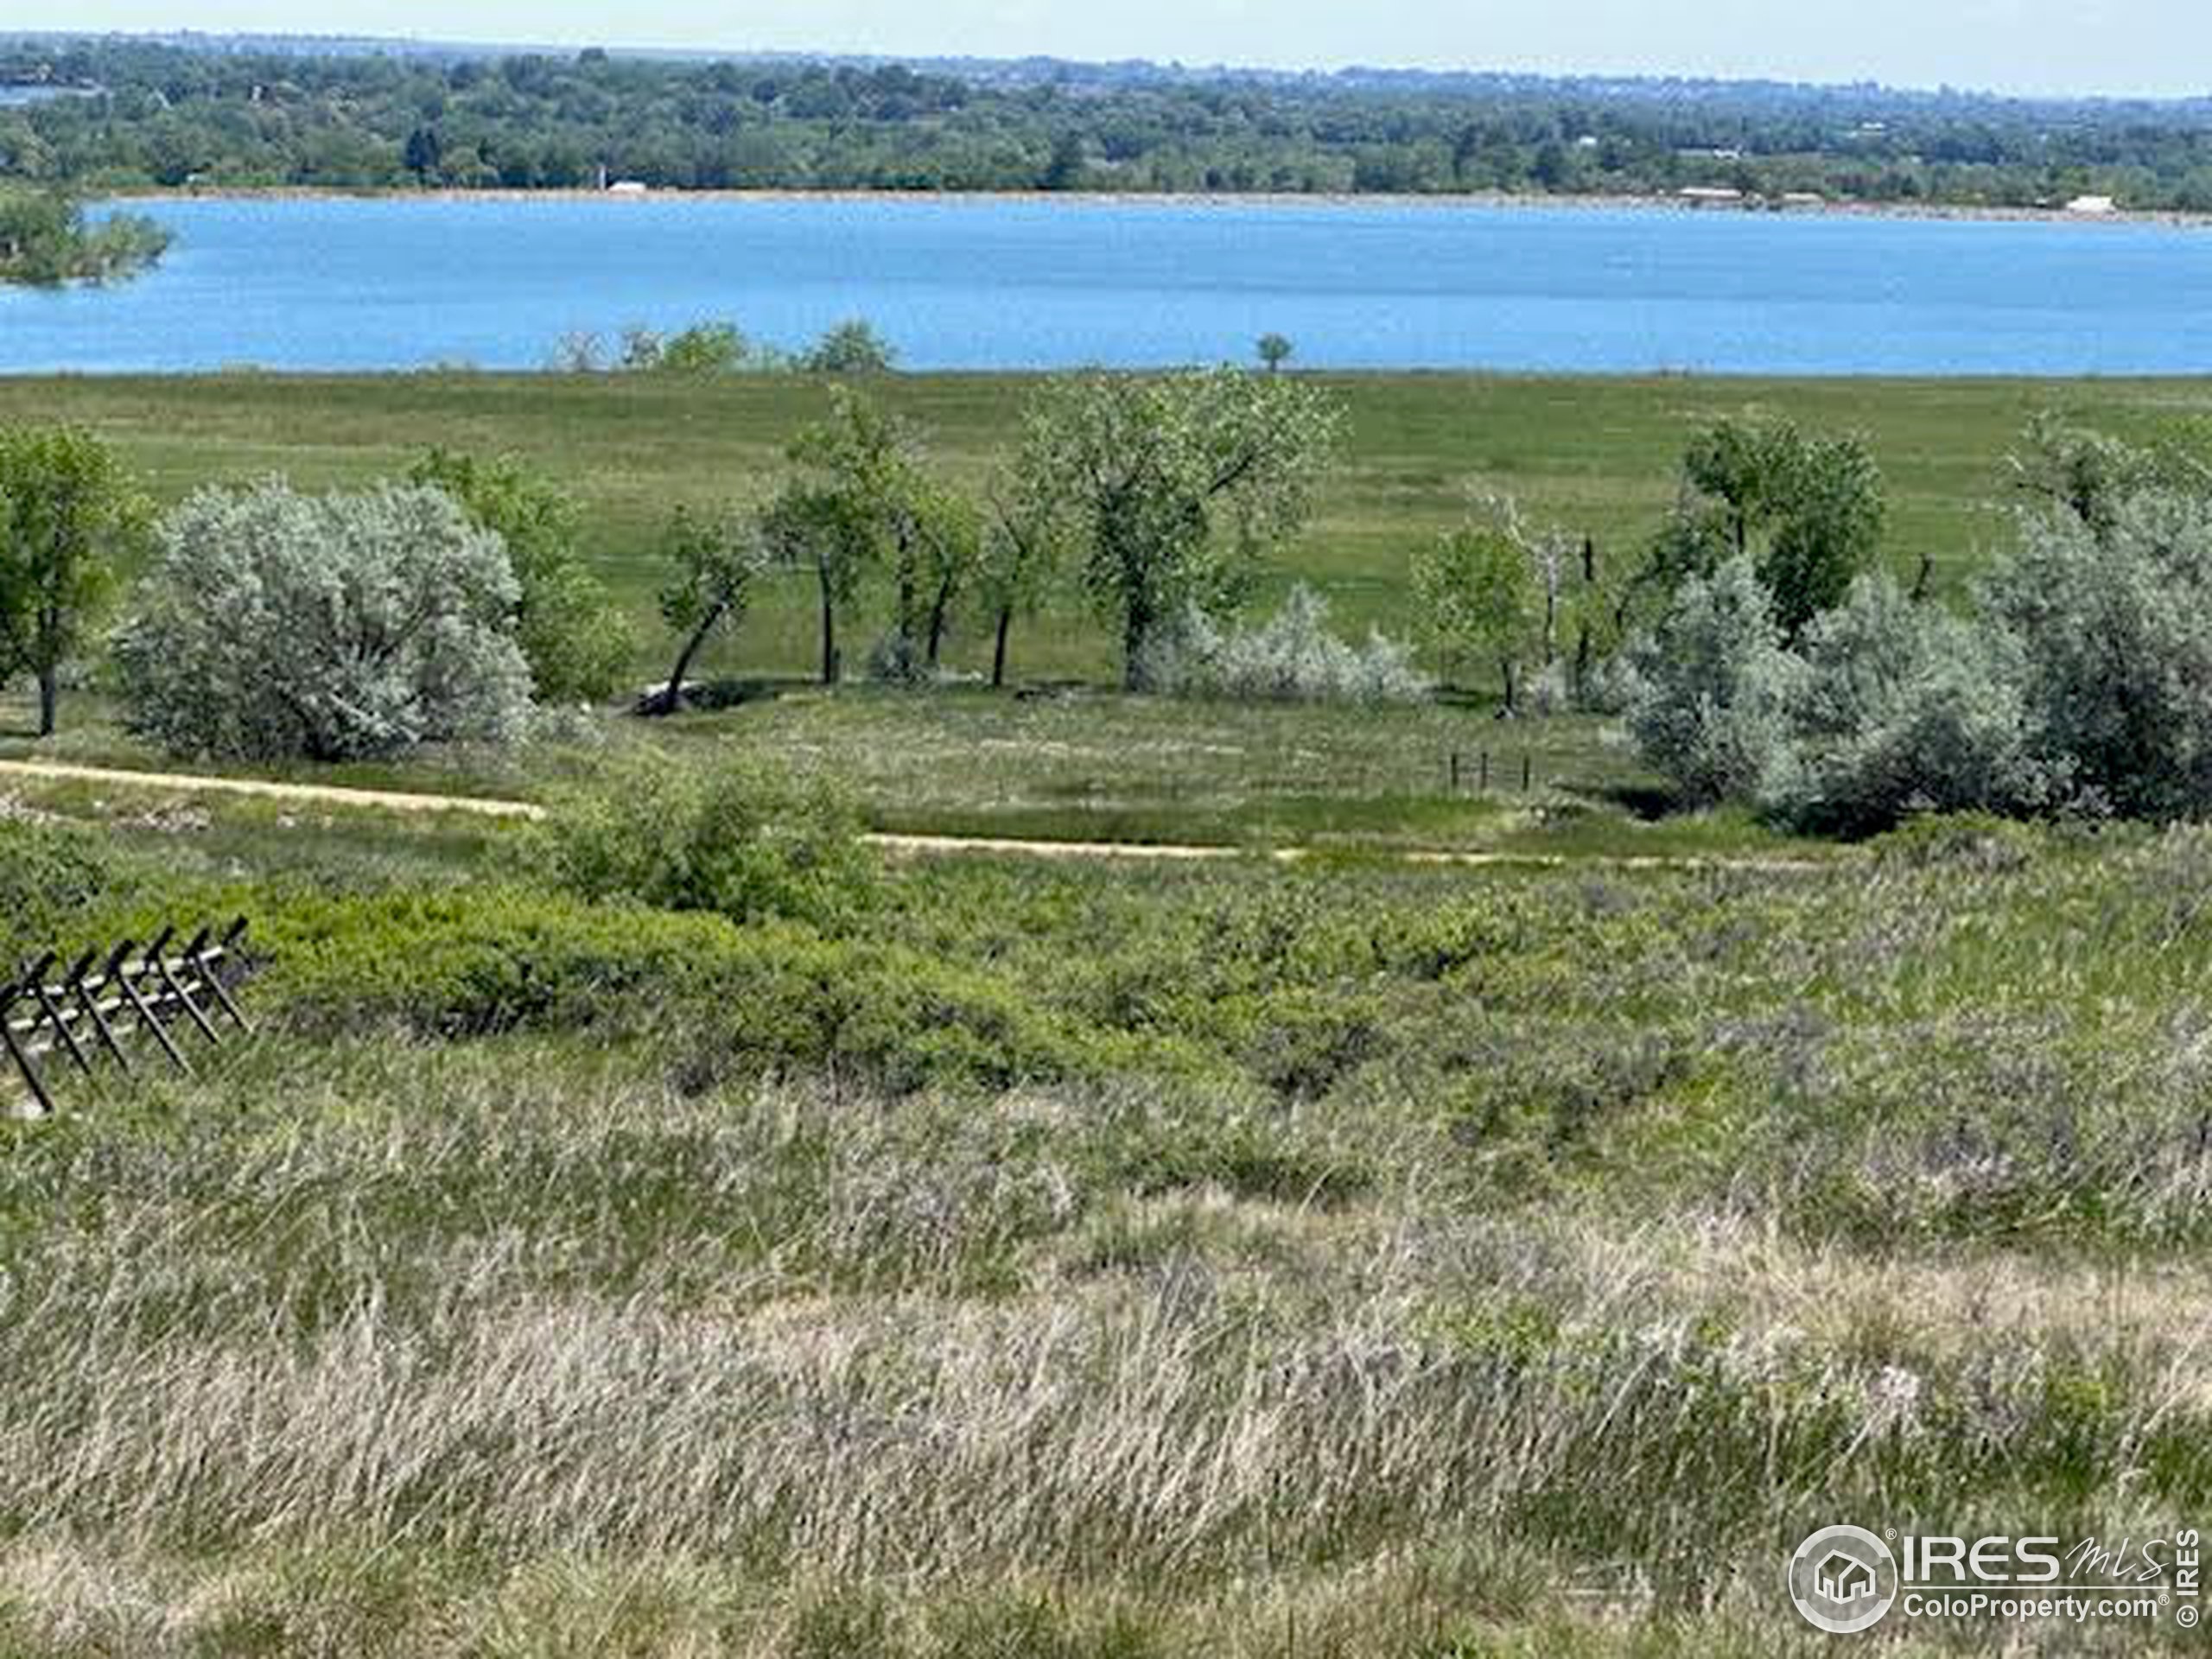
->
[156,927,222,1047]
[194,918,253,1035]
[109,936,192,1076]
[0,977,53,1117]
[4,919,253,1116]
[22,952,92,1077]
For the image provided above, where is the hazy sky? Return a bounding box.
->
[41,1,2212,98]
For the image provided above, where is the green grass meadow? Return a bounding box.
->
[9,370,2212,682]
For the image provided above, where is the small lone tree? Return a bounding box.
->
[409,448,633,704]
[799,319,899,375]
[0,424,148,737]
[645,505,768,715]
[1022,368,1342,690]
[1257,333,1294,374]
[1411,520,1541,713]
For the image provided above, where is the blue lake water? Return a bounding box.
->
[4,194,2210,374]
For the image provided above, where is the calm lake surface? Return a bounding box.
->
[6,194,2210,374]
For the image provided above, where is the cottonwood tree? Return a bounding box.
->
[912,482,982,674]
[760,480,863,686]
[1650,417,1886,639]
[114,480,532,762]
[645,505,768,715]
[1410,518,1541,713]
[409,448,632,704]
[977,461,1074,689]
[1020,368,1342,690]
[772,388,978,683]
[0,424,148,736]
[1257,333,1294,373]
[1514,510,1628,708]
[765,390,905,683]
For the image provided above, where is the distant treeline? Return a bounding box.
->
[8,37,2212,208]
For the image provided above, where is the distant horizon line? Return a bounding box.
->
[7,26,2209,108]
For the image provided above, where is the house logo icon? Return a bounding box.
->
[1816,1550,1877,1604]
[1789,1525,1898,1634]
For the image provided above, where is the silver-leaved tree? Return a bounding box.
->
[115,480,534,762]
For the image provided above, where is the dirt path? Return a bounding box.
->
[0,758,1825,872]
[0,758,550,820]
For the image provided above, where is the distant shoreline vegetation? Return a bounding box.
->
[96,183,2212,232]
[9,37,2212,213]
[0,190,168,286]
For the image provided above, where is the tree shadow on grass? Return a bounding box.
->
[1592,782,1686,823]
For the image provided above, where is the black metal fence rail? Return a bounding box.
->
[2,918,252,1117]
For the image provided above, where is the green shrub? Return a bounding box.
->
[1626,555,1803,807]
[523,751,875,929]
[1768,573,2049,836]
[797,318,899,376]
[408,448,634,705]
[1867,811,2043,874]
[261,886,1090,1095]
[0,817,119,961]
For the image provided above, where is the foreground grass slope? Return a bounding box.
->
[1,765,2208,1654]
[6,371,2210,682]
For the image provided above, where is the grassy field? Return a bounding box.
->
[1,760,2209,1655]
[4,681,1789,855]
[7,370,2212,682]
[2,369,2209,1654]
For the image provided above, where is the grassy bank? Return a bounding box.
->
[6,371,2209,683]
[0,758,2208,1653]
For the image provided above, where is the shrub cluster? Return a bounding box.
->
[521,751,876,930]
[262,885,1145,1096]
[1630,475,2212,835]
[1138,584,1430,706]
[550,316,899,375]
